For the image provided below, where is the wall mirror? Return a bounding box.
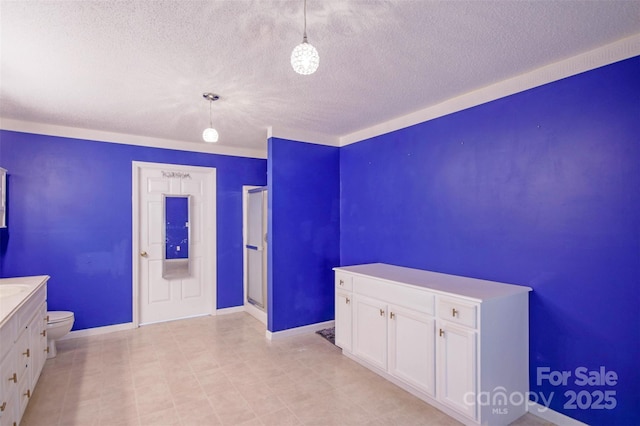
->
[162,194,191,279]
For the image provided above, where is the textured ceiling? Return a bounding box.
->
[1,1,639,156]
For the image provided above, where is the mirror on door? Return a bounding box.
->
[163,195,191,279]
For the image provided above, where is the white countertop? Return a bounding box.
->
[0,275,49,327]
[334,263,531,302]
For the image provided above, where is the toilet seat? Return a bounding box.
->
[48,311,74,324]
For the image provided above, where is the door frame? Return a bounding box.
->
[242,185,267,325]
[132,161,217,327]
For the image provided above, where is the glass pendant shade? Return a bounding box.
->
[202,127,219,143]
[291,41,319,75]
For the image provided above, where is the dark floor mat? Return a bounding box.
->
[316,327,335,345]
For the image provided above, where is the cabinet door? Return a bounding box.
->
[353,295,387,370]
[29,303,47,389]
[0,349,19,426]
[436,321,477,421]
[388,305,435,397]
[15,331,30,418]
[335,291,352,352]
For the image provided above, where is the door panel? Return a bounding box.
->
[335,291,352,351]
[245,188,267,310]
[135,162,216,325]
[437,322,477,420]
[388,305,435,397]
[353,295,387,370]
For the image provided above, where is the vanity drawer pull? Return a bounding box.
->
[335,274,352,290]
[438,298,477,329]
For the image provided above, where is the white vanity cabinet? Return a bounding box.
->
[0,168,6,228]
[334,263,531,426]
[0,276,48,426]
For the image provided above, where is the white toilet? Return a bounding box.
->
[46,311,74,358]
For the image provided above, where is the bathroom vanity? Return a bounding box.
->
[0,276,49,426]
[334,263,531,426]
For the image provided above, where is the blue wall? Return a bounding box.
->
[340,57,639,425]
[267,137,340,332]
[0,131,266,329]
[1,56,637,425]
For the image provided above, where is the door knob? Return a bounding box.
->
[140,251,148,257]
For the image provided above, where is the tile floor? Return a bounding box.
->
[21,313,555,426]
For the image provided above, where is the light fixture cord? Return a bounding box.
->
[209,100,213,128]
[303,0,308,42]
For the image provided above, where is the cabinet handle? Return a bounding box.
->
[44,347,50,354]
[390,312,395,319]
[46,315,50,322]
[379,308,385,316]
[41,330,47,337]
[24,389,31,398]
[23,348,30,358]
[439,328,444,337]
[8,373,17,383]
[452,308,459,317]
[345,297,350,304]
[0,401,6,411]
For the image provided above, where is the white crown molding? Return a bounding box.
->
[0,118,268,159]
[4,35,637,154]
[340,33,640,146]
[268,125,340,147]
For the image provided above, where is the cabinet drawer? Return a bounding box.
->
[17,286,46,333]
[0,315,17,360]
[335,272,353,291]
[354,276,434,315]
[438,297,477,329]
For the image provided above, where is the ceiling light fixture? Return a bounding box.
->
[202,92,220,143]
[291,0,319,75]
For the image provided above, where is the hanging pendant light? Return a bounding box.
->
[202,92,219,143]
[291,0,319,75]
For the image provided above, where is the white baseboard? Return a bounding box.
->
[61,322,135,340]
[266,320,335,341]
[216,306,245,315]
[244,302,267,325]
[527,402,588,426]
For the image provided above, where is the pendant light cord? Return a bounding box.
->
[303,0,308,42]
[209,100,213,128]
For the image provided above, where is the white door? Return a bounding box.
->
[245,187,267,310]
[436,321,477,420]
[133,162,216,325]
[353,295,387,370]
[388,305,435,397]
[335,290,352,351]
